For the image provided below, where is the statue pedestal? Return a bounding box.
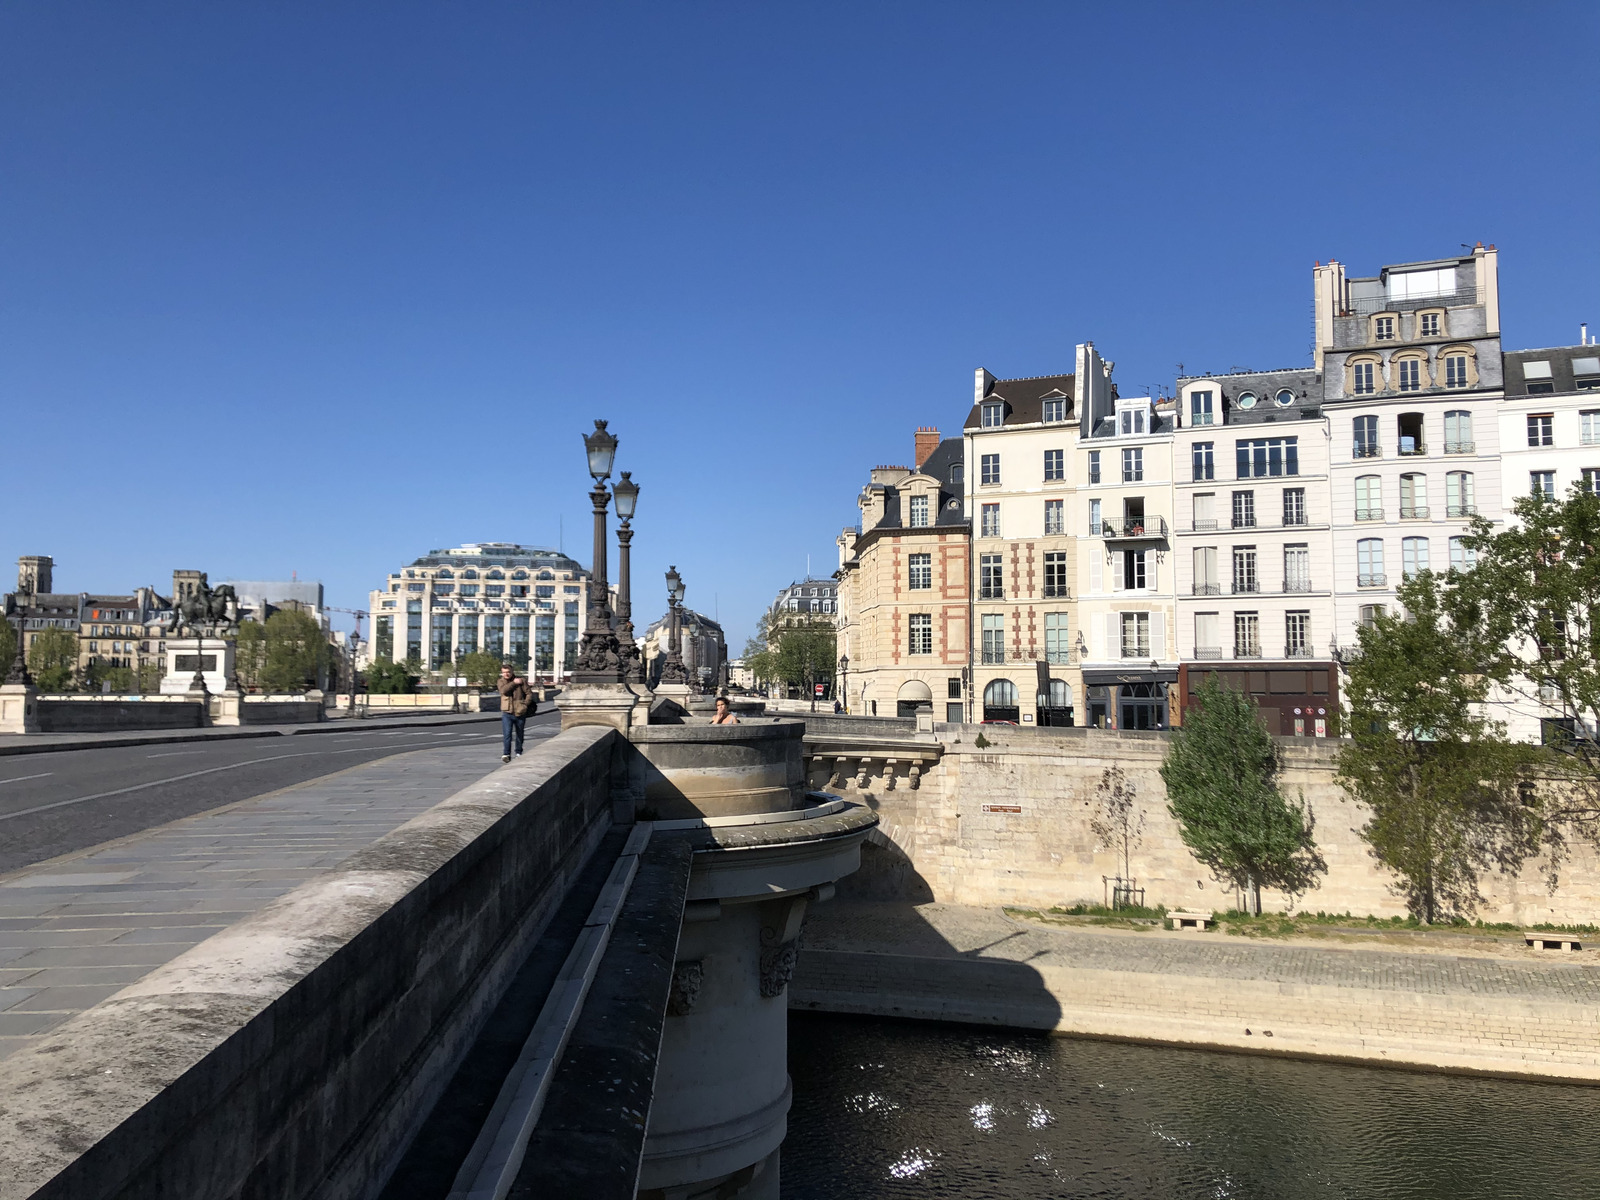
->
[211,690,242,726]
[555,683,641,732]
[161,639,235,695]
[0,683,40,734]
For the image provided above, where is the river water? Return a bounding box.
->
[784,1013,1600,1199]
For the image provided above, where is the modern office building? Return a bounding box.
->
[367,543,596,679]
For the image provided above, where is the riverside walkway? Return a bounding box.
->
[0,721,540,1059]
[792,900,1600,1081]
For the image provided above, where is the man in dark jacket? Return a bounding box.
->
[497,664,535,763]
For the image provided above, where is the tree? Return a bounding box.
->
[0,619,16,672]
[234,620,268,690]
[772,618,836,709]
[260,608,327,692]
[366,659,414,694]
[27,628,78,692]
[1089,766,1144,906]
[1162,673,1325,914]
[457,651,504,688]
[1337,571,1541,923]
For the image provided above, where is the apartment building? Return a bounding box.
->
[1500,343,1600,509]
[1172,368,1338,735]
[835,428,969,719]
[1315,246,1505,654]
[962,357,1096,725]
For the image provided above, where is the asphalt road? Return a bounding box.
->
[0,712,560,874]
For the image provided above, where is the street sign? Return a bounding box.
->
[447,676,466,687]
[814,683,825,695]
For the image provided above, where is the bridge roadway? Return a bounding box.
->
[0,712,556,1059]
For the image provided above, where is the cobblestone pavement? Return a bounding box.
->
[0,729,542,1060]
[806,901,1600,1004]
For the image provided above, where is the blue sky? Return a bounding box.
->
[3,3,1597,650]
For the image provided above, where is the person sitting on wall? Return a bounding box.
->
[711,695,740,725]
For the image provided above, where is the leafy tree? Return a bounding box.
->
[457,651,505,688]
[137,660,162,693]
[0,620,16,672]
[366,659,415,694]
[1337,571,1541,923]
[772,618,836,708]
[234,620,268,690]
[260,608,327,692]
[1162,673,1325,914]
[28,628,78,692]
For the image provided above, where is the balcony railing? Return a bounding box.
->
[1347,285,1477,316]
[1398,441,1427,456]
[1234,645,1263,659]
[1192,582,1222,596]
[1042,584,1070,599]
[1286,645,1314,658]
[1120,643,1151,659]
[1444,441,1476,454]
[1400,506,1431,519]
[1356,508,1384,522]
[1447,505,1477,518]
[1191,518,1218,531]
[1354,444,1382,458]
[1194,646,1223,659]
[1102,516,1169,541]
[978,587,1005,600]
[1283,579,1313,593]
[1283,513,1309,526]
[1232,580,1260,594]
[1232,516,1257,529]
[1358,573,1388,588]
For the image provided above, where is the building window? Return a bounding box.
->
[1585,469,1600,494]
[1120,612,1150,658]
[1402,537,1430,580]
[1231,490,1256,529]
[1358,539,1385,588]
[1353,362,1376,395]
[1359,604,1385,627]
[1236,391,1258,410]
[1044,498,1064,536]
[1234,612,1261,658]
[1446,471,1476,517]
[1193,442,1214,481]
[1396,358,1422,392]
[981,402,1003,428]
[981,503,1001,537]
[1044,552,1069,598]
[950,462,963,485]
[1194,612,1220,658]
[535,585,554,598]
[1449,536,1476,571]
[1286,611,1311,657]
[1532,470,1556,498]
[1232,547,1258,594]
[1043,449,1064,481]
[1122,551,1147,591]
[1441,410,1473,453]
[1043,397,1066,423]
[1420,312,1440,337]
[1190,390,1214,426]
[1524,361,1555,394]
[1122,447,1143,482]
[981,614,1005,664]
[908,613,932,655]
[1275,389,1295,408]
[908,494,930,527]
[1355,475,1383,521]
[1120,407,1147,435]
[979,554,1004,599]
[908,553,932,590]
[1353,415,1380,458]
[1284,545,1310,592]
[1399,473,1428,519]
[1236,437,1299,478]
[1374,315,1396,341]
[1044,612,1070,663]
[1087,450,1101,485]
[1445,355,1469,388]
[1193,546,1219,595]
[1529,414,1554,447]
[980,453,1000,485]
[1088,498,1102,536]
[1192,492,1216,532]
[1583,411,1600,446]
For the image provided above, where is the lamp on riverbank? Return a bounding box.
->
[572,420,624,683]
[612,471,643,685]
[660,566,688,685]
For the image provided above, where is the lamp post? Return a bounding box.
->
[660,565,688,685]
[612,471,644,685]
[5,617,31,686]
[572,420,625,683]
[838,653,849,714]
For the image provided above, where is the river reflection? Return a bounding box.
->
[784,1013,1600,1199]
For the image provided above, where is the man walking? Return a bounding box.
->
[497,664,534,763]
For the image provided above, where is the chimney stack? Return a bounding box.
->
[914,427,940,470]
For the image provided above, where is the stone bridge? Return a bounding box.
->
[0,706,877,1200]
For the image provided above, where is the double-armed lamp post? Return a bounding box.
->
[570,420,646,687]
[660,565,689,685]
[612,471,643,684]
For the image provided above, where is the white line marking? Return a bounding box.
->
[146,751,206,758]
[0,772,53,786]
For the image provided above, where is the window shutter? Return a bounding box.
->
[1089,547,1103,592]
[1147,555,1158,592]
[1093,613,1105,660]
[1112,551,1125,592]
[1151,613,1166,661]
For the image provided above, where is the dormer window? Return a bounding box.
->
[1275,389,1295,408]
[1043,397,1066,423]
[1419,312,1441,337]
[1189,390,1214,426]
[981,402,1004,428]
[1119,408,1146,435]
[908,494,930,527]
[1374,316,1396,341]
[1524,360,1555,395]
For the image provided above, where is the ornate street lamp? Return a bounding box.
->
[572,420,625,683]
[837,653,849,713]
[612,471,643,684]
[5,617,31,686]
[660,565,688,684]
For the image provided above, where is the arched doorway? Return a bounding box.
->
[982,678,1019,723]
[1039,679,1074,727]
[896,679,933,719]
[1119,681,1168,730]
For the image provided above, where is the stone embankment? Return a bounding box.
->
[790,900,1600,1083]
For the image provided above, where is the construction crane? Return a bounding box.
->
[326,606,369,640]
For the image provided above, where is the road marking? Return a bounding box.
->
[0,772,53,786]
[146,750,206,759]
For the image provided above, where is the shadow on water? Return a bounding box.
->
[783,1012,1600,1200]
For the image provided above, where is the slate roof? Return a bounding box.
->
[1503,346,1600,399]
[962,373,1077,430]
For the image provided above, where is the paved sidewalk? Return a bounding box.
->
[0,711,499,757]
[805,901,1600,1005]
[0,729,539,1060]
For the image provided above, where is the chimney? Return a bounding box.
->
[914,427,940,470]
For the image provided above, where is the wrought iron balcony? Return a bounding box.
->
[1354,444,1382,458]
[1347,285,1477,316]
[1234,645,1263,659]
[1283,579,1313,593]
[1192,582,1222,596]
[1102,516,1169,541]
[1358,573,1388,588]
[1398,441,1427,457]
[1447,505,1477,518]
[1444,441,1476,454]
[1285,645,1314,658]
[1191,518,1218,531]
[1400,506,1431,519]
[1232,580,1260,595]
[1042,584,1070,599]
[1232,515,1257,529]
[1355,508,1384,522]
[1194,646,1223,659]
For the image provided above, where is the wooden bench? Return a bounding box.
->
[1525,931,1583,951]
[1167,910,1214,931]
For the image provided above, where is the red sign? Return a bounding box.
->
[814,684,825,695]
